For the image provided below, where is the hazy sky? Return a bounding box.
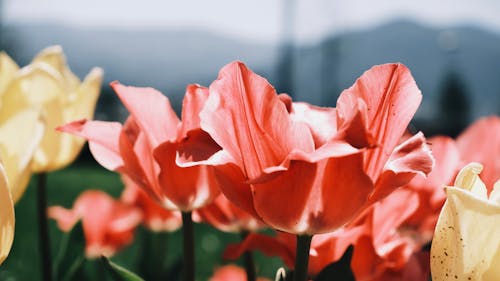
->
[3,0,500,44]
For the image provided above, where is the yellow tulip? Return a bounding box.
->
[0,46,103,172]
[431,162,500,281]
[0,109,44,202]
[0,161,14,265]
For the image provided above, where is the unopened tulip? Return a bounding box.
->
[431,163,500,281]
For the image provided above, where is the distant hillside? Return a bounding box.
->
[2,20,499,128]
[295,20,500,125]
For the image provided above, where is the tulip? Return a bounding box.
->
[178,62,432,281]
[59,83,221,281]
[182,61,433,235]
[431,163,500,281]
[121,175,182,232]
[49,190,142,258]
[59,83,219,212]
[0,46,103,172]
[0,162,14,265]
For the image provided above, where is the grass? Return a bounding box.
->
[0,163,284,281]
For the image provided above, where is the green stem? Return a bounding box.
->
[293,235,312,281]
[182,212,195,281]
[240,231,256,281]
[37,172,52,281]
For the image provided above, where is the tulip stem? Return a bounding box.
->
[37,172,52,281]
[241,231,256,281]
[182,211,195,281]
[293,234,312,281]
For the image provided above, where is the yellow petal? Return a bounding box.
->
[32,45,80,90]
[0,109,44,202]
[431,164,500,281]
[0,52,19,97]
[0,162,14,265]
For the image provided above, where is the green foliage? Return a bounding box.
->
[53,221,85,281]
[100,257,145,281]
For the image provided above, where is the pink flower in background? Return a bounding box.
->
[59,83,220,212]
[456,115,500,192]
[121,175,182,232]
[193,193,265,233]
[48,190,142,258]
[209,264,270,281]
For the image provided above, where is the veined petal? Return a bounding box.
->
[369,132,434,203]
[0,163,14,265]
[111,82,179,147]
[338,63,422,178]
[202,61,314,180]
[252,153,372,234]
[178,84,209,138]
[58,120,124,171]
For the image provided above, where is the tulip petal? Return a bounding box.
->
[338,63,422,178]
[0,51,19,95]
[58,120,124,171]
[223,233,295,268]
[154,142,220,211]
[178,84,209,138]
[0,164,14,265]
[0,108,44,202]
[202,61,314,180]
[431,164,500,281]
[111,82,179,147]
[290,102,338,147]
[370,132,433,203]
[252,153,373,234]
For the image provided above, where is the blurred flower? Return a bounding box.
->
[456,116,500,191]
[348,188,430,281]
[209,264,270,281]
[121,175,182,232]
[180,61,433,235]
[404,136,461,240]
[48,190,142,258]
[0,108,44,202]
[0,162,14,264]
[431,163,500,281]
[193,193,265,233]
[0,46,103,172]
[59,83,219,211]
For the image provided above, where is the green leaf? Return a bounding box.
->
[100,256,145,281]
[53,221,86,281]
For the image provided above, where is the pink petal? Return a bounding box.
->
[57,119,124,171]
[111,82,180,147]
[338,64,422,179]
[201,61,314,180]
[457,116,500,190]
[369,132,434,203]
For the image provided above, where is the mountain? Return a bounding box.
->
[1,20,499,130]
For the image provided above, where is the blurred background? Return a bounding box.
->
[2,0,500,136]
[1,1,499,280]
